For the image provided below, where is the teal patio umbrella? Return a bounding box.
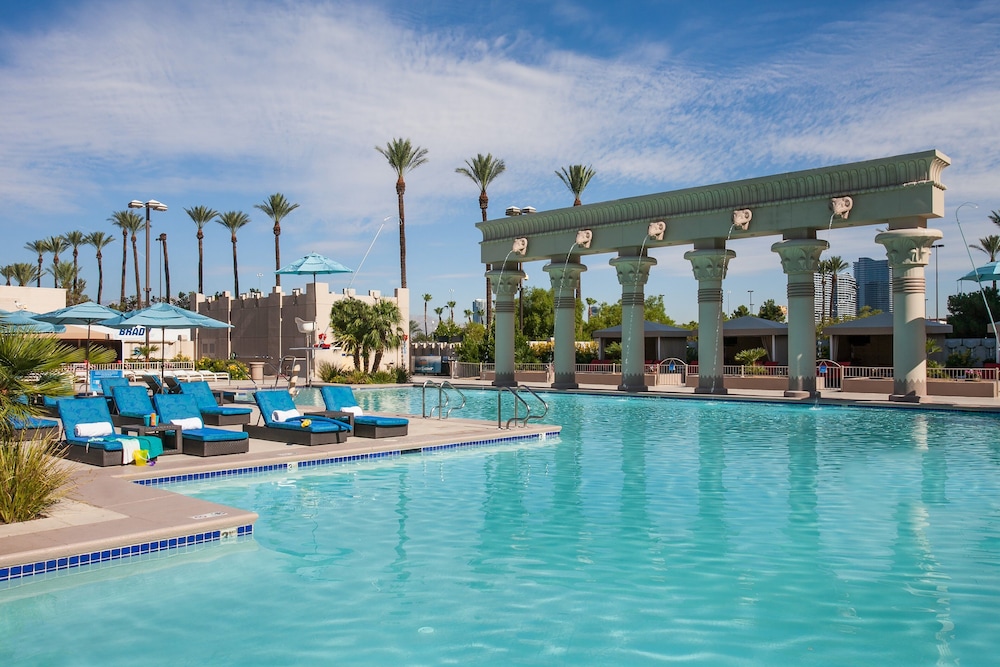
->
[0,309,67,333]
[276,253,353,284]
[102,302,232,380]
[959,261,1000,283]
[37,302,121,358]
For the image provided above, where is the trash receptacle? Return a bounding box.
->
[249,361,265,383]
[441,357,451,377]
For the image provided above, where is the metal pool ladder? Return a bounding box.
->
[421,380,467,419]
[497,384,548,429]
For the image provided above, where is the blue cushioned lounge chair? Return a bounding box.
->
[7,414,61,440]
[316,385,409,439]
[100,376,131,398]
[245,389,351,446]
[153,394,250,457]
[110,385,155,426]
[179,381,252,426]
[58,397,163,466]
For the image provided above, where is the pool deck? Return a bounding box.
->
[3,379,999,580]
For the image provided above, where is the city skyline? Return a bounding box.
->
[1,1,998,323]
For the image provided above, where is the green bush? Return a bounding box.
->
[369,370,396,384]
[317,360,408,385]
[394,366,411,384]
[0,437,73,524]
[946,349,975,368]
[197,357,250,380]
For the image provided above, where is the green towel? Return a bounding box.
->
[135,435,164,459]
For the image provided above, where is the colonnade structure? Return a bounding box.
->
[477,150,950,402]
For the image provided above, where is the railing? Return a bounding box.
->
[497,384,549,429]
[653,358,687,386]
[421,380,466,419]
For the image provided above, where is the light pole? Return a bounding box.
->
[932,243,944,320]
[128,199,168,308]
[747,289,754,315]
[257,272,263,293]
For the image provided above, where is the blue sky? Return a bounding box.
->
[2,0,999,324]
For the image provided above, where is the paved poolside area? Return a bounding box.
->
[3,379,998,578]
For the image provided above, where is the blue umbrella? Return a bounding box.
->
[276,253,353,284]
[0,309,66,333]
[37,302,122,358]
[959,261,1000,282]
[102,302,231,378]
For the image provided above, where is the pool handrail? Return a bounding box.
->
[421,379,466,419]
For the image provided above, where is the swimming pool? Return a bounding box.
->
[2,389,999,665]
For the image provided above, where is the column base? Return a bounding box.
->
[492,379,517,388]
[551,382,579,390]
[889,393,921,403]
[783,390,815,399]
[618,384,649,392]
[694,386,728,395]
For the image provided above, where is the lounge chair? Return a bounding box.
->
[315,385,409,438]
[178,381,252,426]
[245,389,351,446]
[153,394,250,457]
[7,415,61,440]
[100,377,131,400]
[57,397,164,467]
[110,385,156,426]
[142,374,166,394]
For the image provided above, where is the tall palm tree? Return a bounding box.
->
[375,137,429,288]
[86,231,115,305]
[63,230,87,293]
[254,193,299,287]
[556,164,597,206]
[10,262,39,287]
[184,206,219,295]
[463,308,473,324]
[422,293,432,335]
[367,299,404,373]
[0,265,13,286]
[24,239,49,287]
[158,233,171,302]
[456,153,506,325]
[989,210,1000,229]
[217,210,251,295]
[433,306,445,333]
[826,255,849,320]
[110,210,144,306]
[447,300,456,321]
[45,236,68,288]
[970,234,1000,288]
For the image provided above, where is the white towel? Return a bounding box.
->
[271,408,301,422]
[75,421,113,438]
[118,437,142,466]
[341,406,364,417]
[170,417,203,431]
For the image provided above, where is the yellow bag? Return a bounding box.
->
[134,450,149,466]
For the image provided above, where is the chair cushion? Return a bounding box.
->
[269,416,350,433]
[9,416,59,429]
[72,437,124,451]
[182,428,250,443]
[355,415,409,427]
[201,406,253,416]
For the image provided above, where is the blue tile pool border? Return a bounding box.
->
[1,429,560,583]
[0,525,253,584]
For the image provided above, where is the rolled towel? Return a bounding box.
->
[170,417,204,431]
[75,421,113,438]
[271,408,301,423]
[341,406,364,417]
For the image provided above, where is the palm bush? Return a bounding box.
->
[735,347,768,374]
[0,435,73,524]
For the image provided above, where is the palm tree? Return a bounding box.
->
[989,210,1000,229]
[63,230,87,293]
[433,306,445,334]
[254,193,299,287]
[826,255,849,320]
[970,234,1000,288]
[456,153,506,325]
[367,299,404,373]
[158,233,171,302]
[375,137,429,288]
[184,206,219,294]
[86,231,115,305]
[44,236,68,288]
[46,261,76,291]
[447,300,456,321]
[110,210,144,306]
[463,308,473,323]
[556,164,597,206]
[24,239,49,288]
[10,262,39,287]
[0,265,13,286]
[217,210,251,295]
[422,293,432,335]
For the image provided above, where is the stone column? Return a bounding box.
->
[544,261,587,389]
[486,266,526,388]
[875,227,944,402]
[610,255,657,392]
[684,248,735,394]
[772,239,829,397]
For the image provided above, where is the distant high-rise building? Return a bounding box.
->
[854,257,892,314]
[814,272,858,321]
[472,298,486,324]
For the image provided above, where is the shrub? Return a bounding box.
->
[0,436,73,524]
[394,366,411,384]
[575,342,598,364]
[197,357,250,380]
[946,349,975,368]
[369,370,396,384]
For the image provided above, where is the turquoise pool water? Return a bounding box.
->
[2,389,1000,665]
